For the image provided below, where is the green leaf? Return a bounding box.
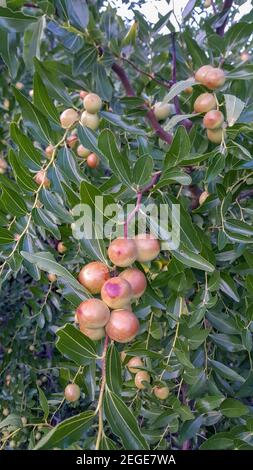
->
[57,146,83,185]
[163,78,197,103]
[8,149,38,192]
[37,386,49,421]
[23,15,45,72]
[195,396,224,413]
[32,208,61,239]
[179,416,203,445]
[0,227,14,245]
[0,6,37,32]
[73,43,97,75]
[224,94,245,127]
[173,249,215,272]
[133,155,153,187]
[34,58,73,108]
[209,359,245,383]
[33,72,60,125]
[104,387,149,450]
[34,411,94,450]
[40,189,73,224]
[65,0,89,31]
[106,344,122,394]
[1,185,27,216]
[0,414,23,430]
[77,124,105,160]
[56,323,98,363]
[220,399,249,418]
[200,432,234,450]
[183,29,208,67]
[164,126,191,169]
[236,372,253,398]
[219,272,239,302]
[0,30,18,78]
[100,111,145,135]
[224,22,253,52]
[98,129,132,187]
[10,123,41,168]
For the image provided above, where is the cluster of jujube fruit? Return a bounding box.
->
[194,65,226,144]
[76,234,160,343]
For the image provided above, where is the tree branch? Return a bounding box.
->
[216,0,233,36]
[118,55,173,90]
[111,62,173,144]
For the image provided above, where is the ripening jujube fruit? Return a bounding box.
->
[66,134,78,148]
[207,128,223,143]
[153,102,172,121]
[34,170,50,188]
[2,408,9,417]
[240,51,250,62]
[81,111,100,130]
[195,65,213,83]
[134,371,150,389]
[77,144,91,158]
[199,190,209,206]
[105,309,140,343]
[78,261,110,294]
[64,383,80,402]
[193,93,216,113]
[83,93,102,114]
[0,158,7,174]
[48,273,57,283]
[135,233,160,263]
[87,153,99,169]
[203,110,224,129]
[204,68,225,89]
[119,268,147,299]
[184,86,193,95]
[79,90,89,99]
[153,386,170,400]
[204,0,211,7]
[57,242,67,254]
[80,325,105,341]
[127,356,144,373]
[101,277,132,309]
[108,238,137,267]
[60,108,79,128]
[15,81,24,90]
[76,298,110,329]
[45,145,54,159]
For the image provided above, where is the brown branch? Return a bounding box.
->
[112,62,173,144]
[118,55,173,90]
[216,0,233,36]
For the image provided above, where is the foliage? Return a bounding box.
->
[1,0,253,451]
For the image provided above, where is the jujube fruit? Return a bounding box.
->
[87,153,99,168]
[153,386,170,400]
[81,111,100,130]
[119,268,147,299]
[207,128,223,143]
[0,158,7,174]
[48,273,57,283]
[83,93,102,114]
[57,242,67,254]
[204,68,225,89]
[127,356,144,373]
[135,371,150,389]
[76,298,110,328]
[108,238,137,267]
[77,144,91,158]
[203,110,224,129]
[153,102,172,121]
[78,261,110,294]
[135,233,160,263]
[101,277,132,309]
[199,190,209,206]
[64,383,80,402]
[193,93,216,113]
[80,90,89,99]
[80,326,105,341]
[240,51,250,62]
[34,170,50,188]
[60,108,79,128]
[45,145,54,158]
[195,65,213,83]
[105,309,140,343]
[66,134,78,148]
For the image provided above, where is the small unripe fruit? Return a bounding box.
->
[204,0,211,7]
[203,110,224,129]
[34,170,50,188]
[36,379,42,387]
[35,432,41,441]
[76,298,110,328]
[153,386,169,400]
[199,190,209,206]
[45,145,54,159]
[240,51,250,62]
[101,277,132,309]
[2,408,9,416]
[127,356,144,373]
[87,153,99,168]
[64,383,80,402]
[42,376,48,383]
[48,273,57,283]
[204,68,226,89]
[9,440,16,448]
[153,102,171,121]
[83,93,102,114]
[105,309,140,343]
[119,268,147,299]
[77,144,91,158]
[135,371,150,389]
[21,416,27,426]
[207,128,223,143]
[66,134,78,148]
[108,238,137,267]
[193,93,216,113]
[184,86,193,94]
[81,111,100,130]
[195,65,213,83]
[80,90,89,99]
[80,326,105,341]
[7,348,12,354]
[29,345,35,352]
[29,89,34,98]
[15,81,24,90]
[60,108,79,129]
[78,261,110,294]
[135,233,160,263]
[57,242,67,254]
[0,158,7,173]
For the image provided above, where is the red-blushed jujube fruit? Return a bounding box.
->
[60,108,79,128]
[76,298,110,329]
[80,325,105,341]
[80,90,89,99]
[195,65,213,83]
[101,277,132,309]
[34,170,50,188]
[207,128,223,143]
[119,268,147,299]
[45,145,54,159]
[77,144,91,158]
[193,93,216,113]
[105,309,140,343]
[0,158,7,174]
[153,386,170,400]
[78,261,110,294]
[108,238,137,267]
[64,383,80,402]
[204,68,225,89]
[66,134,78,148]
[57,242,67,254]
[127,356,144,373]
[135,233,160,263]
[83,93,102,114]
[87,153,99,168]
[81,111,100,130]
[48,273,57,283]
[203,110,224,129]
[199,191,209,206]
[135,371,150,389]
